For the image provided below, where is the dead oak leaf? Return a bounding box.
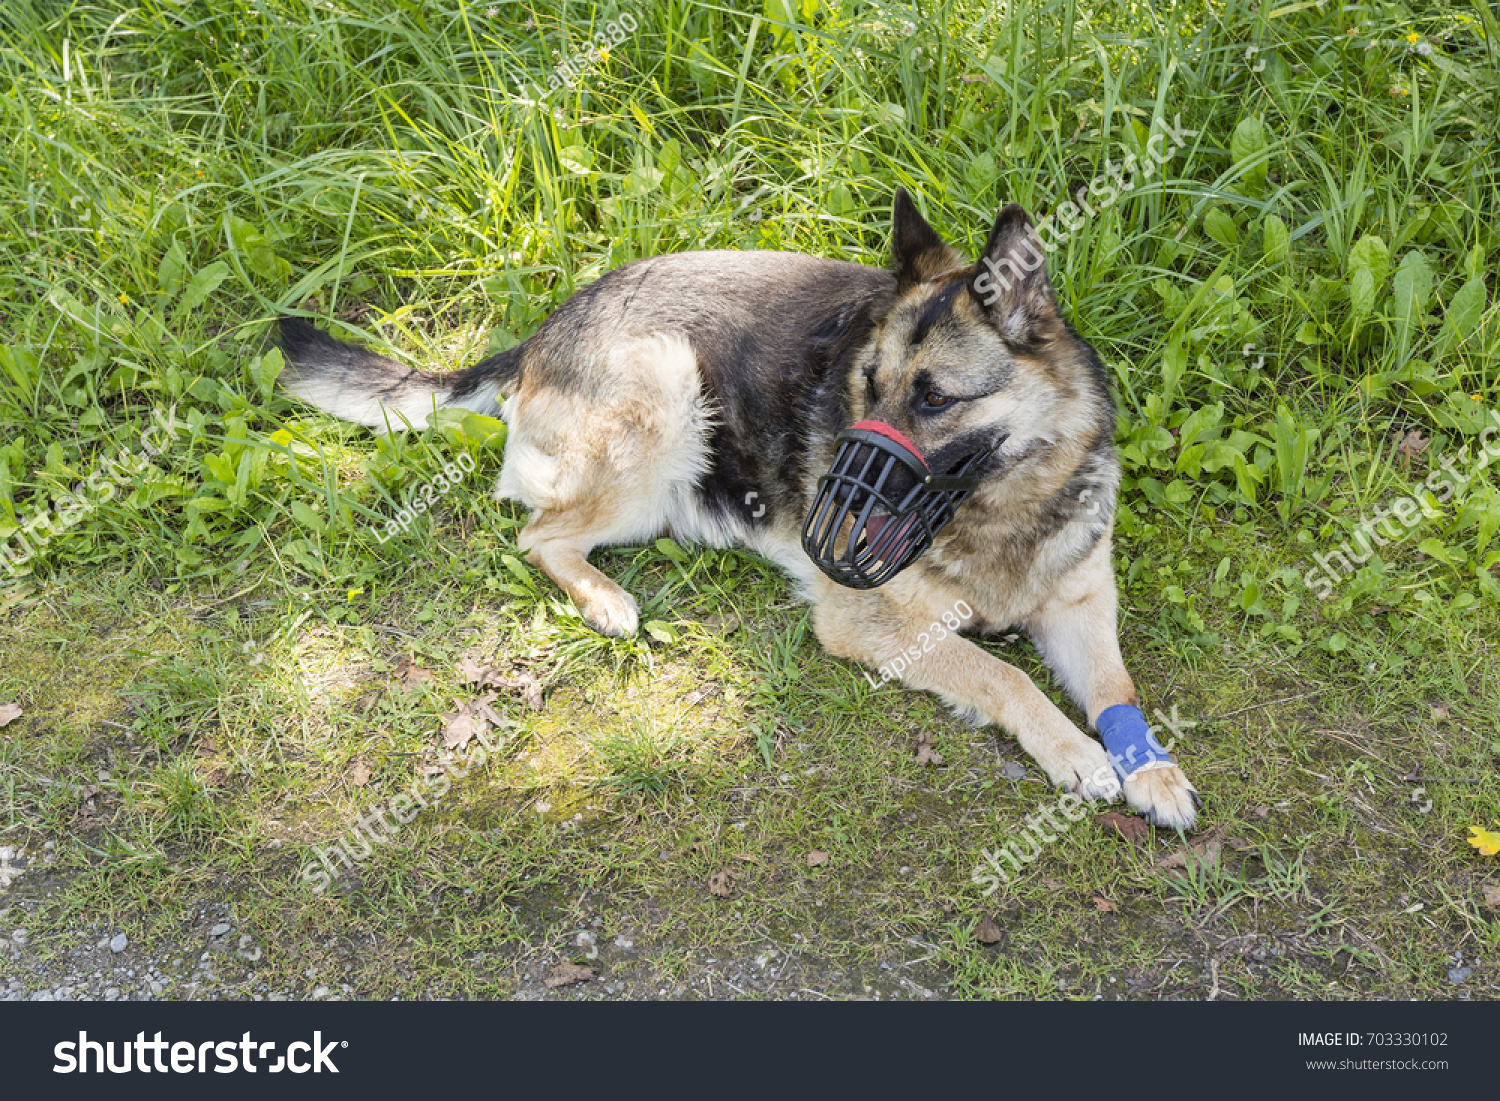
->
[1159,827,1225,875]
[805,850,830,868]
[455,655,490,685]
[1431,703,1452,721]
[1392,429,1430,465]
[975,915,1003,944]
[1092,896,1119,913]
[543,962,596,989]
[0,703,22,728]
[439,700,480,749]
[1481,883,1500,909]
[708,869,735,898]
[916,745,944,766]
[394,659,435,691]
[349,760,372,788]
[1098,812,1150,846]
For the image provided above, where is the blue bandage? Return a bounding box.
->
[1096,704,1174,784]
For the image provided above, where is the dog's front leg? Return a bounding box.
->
[812,590,1119,801]
[1024,535,1199,829]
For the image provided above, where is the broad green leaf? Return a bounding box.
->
[157,240,188,295]
[1230,115,1268,196]
[177,261,231,317]
[1391,249,1434,356]
[256,347,284,401]
[1204,208,1240,246]
[1418,537,1462,566]
[1346,234,1388,321]
[643,620,678,644]
[557,144,595,175]
[1436,276,1486,350]
[460,412,507,449]
[964,151,998,194]
[291,500,326,532]
[1262,214,1289,264]
[655,537,689,564]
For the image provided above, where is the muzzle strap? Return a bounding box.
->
[1096,704,1175,784]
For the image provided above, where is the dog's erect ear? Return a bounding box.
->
[892,188,960,290]
[969,204,1064,351]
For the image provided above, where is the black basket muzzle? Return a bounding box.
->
[800,420,996,589]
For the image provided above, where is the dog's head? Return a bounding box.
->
[853,189,1113,500]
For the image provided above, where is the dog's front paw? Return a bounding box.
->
[577,584,640,638]
[1034,738,1118,803]
[1122,765,1200,830]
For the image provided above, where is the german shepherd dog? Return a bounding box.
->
[277,191,1200,828]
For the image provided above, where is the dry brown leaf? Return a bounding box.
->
[805,850,830,868]
[1041,878,1066,891]
[916,745,944,766]
[206,768,229,787]
[194,738,218,759]
[732,853,765,867]
[1251,805,1270,819]
[395,660,435,691]
[1092,896,1119,913]
[543,962,595,988]
[1225,836,1257,853]
[708,869,735,898]
[1431,703,1452,721]
[440,700,479,749]
[0,703,22,728]
[1098,812,1150,846]
[512,671,545,712]
[1481,883,1500,909]
[975,915,1003,944]
[456,655,489,684]
[1159,827,1225,875]
[350,760,371,788]
[1393,429,1430,464]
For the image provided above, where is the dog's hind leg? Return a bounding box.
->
[518,516,640,638]
[496,332,720,638]
[1024,534,1199,829]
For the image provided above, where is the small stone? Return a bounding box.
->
[210,922,232,937]
[1448,967,1472,984]
[1001,761,1028,780]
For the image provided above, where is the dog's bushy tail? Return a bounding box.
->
[276,317,520,432]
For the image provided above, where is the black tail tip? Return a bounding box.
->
[276,314,322,352]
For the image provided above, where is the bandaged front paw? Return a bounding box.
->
[1096,704,1175,784]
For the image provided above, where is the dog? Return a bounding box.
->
[276,190,1199,828]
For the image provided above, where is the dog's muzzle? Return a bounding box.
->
[800,420,997,589]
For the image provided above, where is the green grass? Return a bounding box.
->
[0,0,1498,1000]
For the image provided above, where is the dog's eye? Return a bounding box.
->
[922,391,953,409]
